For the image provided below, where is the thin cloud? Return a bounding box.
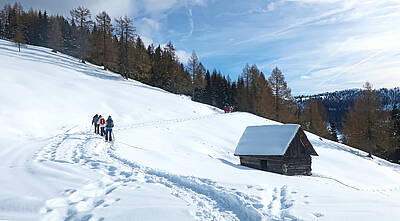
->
[185,8,194,38]
[234,5,355,46]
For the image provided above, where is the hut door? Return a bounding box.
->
[260,160,268,169]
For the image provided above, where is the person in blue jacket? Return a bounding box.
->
[105,116,114,142]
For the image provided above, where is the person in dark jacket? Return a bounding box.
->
[105,116,114,142]
[92,114,99,133]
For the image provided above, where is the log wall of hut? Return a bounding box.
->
[239,131,313,175]
[284,132,312,175]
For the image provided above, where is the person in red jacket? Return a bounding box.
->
[98,115,106,136]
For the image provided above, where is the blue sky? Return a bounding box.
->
[3,0,400,95]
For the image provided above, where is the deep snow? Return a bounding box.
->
[1,39,400,220]
[234,124,302,156]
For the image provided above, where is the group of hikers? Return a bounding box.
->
[92,114,114,142]
[224,104,234,113]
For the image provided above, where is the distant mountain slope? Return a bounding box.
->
[295,88,400,127]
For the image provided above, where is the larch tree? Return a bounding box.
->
[96,11,113,70]
[187,50,200,99]
[342,82,387,157]
[300,98,329,138]
[242,64,252,111]
[193,62,206,100]
[115,16,135,79]
[268,67,295,122]
[12,2,25,52]
[235,64,260,112]
[70,6,92,62]
[254,72,274,118]
[14,25,25,52]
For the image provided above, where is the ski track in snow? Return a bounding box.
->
[311,138,400,193]
[34,114,300,221]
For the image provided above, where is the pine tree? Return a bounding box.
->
[60,17,76,54]
[235,75,246,111]
[38,10,49,44]
[132,36,151,82]
[149,45,163,87]
[329,121,339,142]
[389,104,400,152]
[159,42,177,92]
[88,24,102,63]
[0,7,5,38]
[2,3,15,40]
[47,18,63,52]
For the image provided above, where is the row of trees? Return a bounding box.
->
[0,3,193,95]
[187,54,336,142]
[0,3,338,142]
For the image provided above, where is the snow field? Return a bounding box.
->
[1,39,400,220]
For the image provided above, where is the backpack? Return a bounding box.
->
[106,118,114,128]
[100,118,105,125]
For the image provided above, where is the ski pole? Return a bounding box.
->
[112,130,116,141]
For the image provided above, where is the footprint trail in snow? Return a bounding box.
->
[35,116,297,221]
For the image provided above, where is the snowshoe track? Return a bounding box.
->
[108,144,268,220]
[35,114,297,220]
[115,113,223,131]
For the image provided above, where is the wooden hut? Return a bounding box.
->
[234,124,318,175]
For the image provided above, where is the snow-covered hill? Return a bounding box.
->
[1,39,400,221]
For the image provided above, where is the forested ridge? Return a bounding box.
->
[295,87,400,127]
[1,2,399,162]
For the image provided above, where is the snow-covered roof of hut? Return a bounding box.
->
[234,124,302,156]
